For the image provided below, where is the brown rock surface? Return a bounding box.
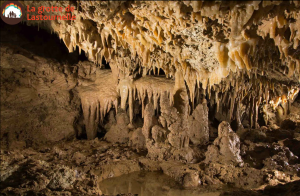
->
[205,122,244,166]
[1,1,300,195]
[188,102,209,146]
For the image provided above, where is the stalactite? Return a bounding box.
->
[24,0,300,140]
[117,75,175,123]
[77,70,118,139]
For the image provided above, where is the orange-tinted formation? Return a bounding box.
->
[1,1,300,195]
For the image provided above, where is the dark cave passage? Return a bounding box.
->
[0,19,88,65]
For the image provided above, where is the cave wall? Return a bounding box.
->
[0,1,300,156]
[1,2,300,195]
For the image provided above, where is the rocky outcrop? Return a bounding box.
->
[104,111,130,144]
[205,121,244,166]
[142,81,195,162]
[188,101,209,145]
[129,128,146,152]
[182,171,200,188]
[0,44,80,150]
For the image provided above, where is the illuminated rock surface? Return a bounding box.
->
[0,1,300,195]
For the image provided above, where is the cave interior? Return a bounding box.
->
[0,1,300,196]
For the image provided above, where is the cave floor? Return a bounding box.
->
[1,136,300,196]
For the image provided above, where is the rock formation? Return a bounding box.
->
[1,0,300,195]
[205,121,244,166]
